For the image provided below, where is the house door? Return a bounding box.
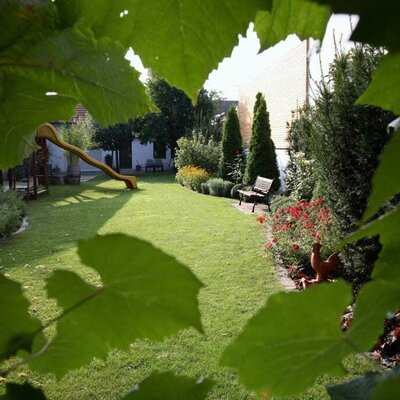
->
[119,146,132,169]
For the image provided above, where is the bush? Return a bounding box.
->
[287,46,394,285]
[174,131,221,174]
[264,198,339,272]
[219,107,243,180]
[0,190,25,238]
[200,182,210,195]
[230,183,246,199]
[222,181,235,198]
[285,151,316,201]
[270,194,295,214]
[207,178,234,197]
[243,93,280,191]
[175,165,210,191]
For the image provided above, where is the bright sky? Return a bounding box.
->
[126,15,358,101]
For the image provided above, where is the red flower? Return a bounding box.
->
[265,241,273,249]
[292,243,300,252]
[311,232,321,240]
[273,222,280,231]
[257,216,265,224]
[304,220,315,230]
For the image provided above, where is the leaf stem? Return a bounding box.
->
[0,286,105,377]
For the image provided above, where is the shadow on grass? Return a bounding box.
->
[0,177,134,269]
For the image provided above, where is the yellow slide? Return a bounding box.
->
[36,123,137,189]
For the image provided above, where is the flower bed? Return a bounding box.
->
[260,198,339,285]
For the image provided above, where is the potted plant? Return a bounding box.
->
[59,115,96,184]
[135,161,142,171]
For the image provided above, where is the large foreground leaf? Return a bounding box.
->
[30,234,203,378]
[255,0,331,51]
[343,206,400,350]
[0,23,150,168]
[360,128,400,223]
[0,382,46,400]
[0,274,42,362]
[314,1,400,51]
[123,372,214,399]
[222,281,353,396]
[357,53,400,116]
[327,366,400,400]
[55,0,267,100]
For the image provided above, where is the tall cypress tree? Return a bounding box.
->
[219,107,242,180]
[243,94,280,191]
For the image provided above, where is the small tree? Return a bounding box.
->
[243,94,280,191]
[94,123,133,172]
[219,107,242,180]
[59,115,96,183]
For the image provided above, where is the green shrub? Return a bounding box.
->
[287,46,394,285]
[219,107,243,179]
[207,178,233,197]
[174,131,221,174]
[230,183,246,199]
[200,182,210,195]
[270,194,295,214]
[243,93,280,191]
[223,181,235,198]
[285,151,316,201]
[175,165,210,191]
[208,178,225,197]
[0,190,25,238]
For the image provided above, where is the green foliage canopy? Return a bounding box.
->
[219,107,243,180]
[243,94,280,190]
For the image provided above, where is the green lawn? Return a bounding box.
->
[0,174,376,399]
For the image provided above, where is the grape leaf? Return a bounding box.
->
[30,234,204,378]
[372,375,400,400]
[0,22,151,168]
[0,274,42,362]
[327,366,400,400]
[343,205,400,282]
[221,281,353,396]
[0,382,46,400]
[342,206,400,350]
[314,1,400,51]
[0,74,77,169]
[357,53,400,117]
[360,128,400,223]
[122,372,214,399]
[55,0,267,100]
[255,0,331,51]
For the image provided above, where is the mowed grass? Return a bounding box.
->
[0,174,378,399]
[0,173,280,399]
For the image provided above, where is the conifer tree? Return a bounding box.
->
[219,107,242,180]
[243,94,280,191]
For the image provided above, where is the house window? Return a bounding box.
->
[153,142,166,159]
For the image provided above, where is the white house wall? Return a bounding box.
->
[48,139,172,173]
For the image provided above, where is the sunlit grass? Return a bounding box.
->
[0,174,378,399]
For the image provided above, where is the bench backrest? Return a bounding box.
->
[253,176,273,194]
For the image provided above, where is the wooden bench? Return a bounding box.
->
[238,176,273,213]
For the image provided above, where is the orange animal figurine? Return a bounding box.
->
[301,243,342,289]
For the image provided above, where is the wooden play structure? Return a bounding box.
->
[36,123,137,190]
[1,123,137,198]
[3,138,49,200]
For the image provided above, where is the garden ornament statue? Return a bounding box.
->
[301,243,342,289]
